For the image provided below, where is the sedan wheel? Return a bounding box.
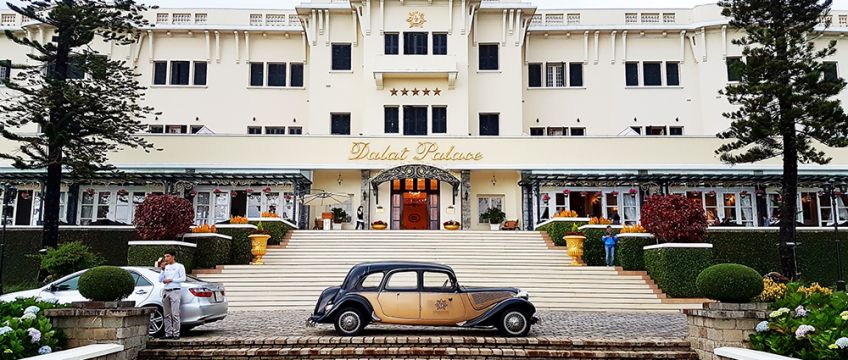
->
[333,308,366,336]
[497,310,530,337]
[148,307,165,337]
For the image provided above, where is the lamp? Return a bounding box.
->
[447,205,455,214]
[491,175,497,187]
[337,173,343,186]
[375,205,384,214]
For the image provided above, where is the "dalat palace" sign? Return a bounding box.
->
[348,142,484,161]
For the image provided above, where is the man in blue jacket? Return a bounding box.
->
[602,226,618,267]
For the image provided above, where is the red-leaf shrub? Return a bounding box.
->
[640,195,708,243]
[134,195,194,240]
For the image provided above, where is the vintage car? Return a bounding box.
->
[307,262,538,336]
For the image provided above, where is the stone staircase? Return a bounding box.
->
[195,230,704,313]
[141,337,698,359]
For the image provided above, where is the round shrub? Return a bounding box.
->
[37,241,103,281]
[134,194,194,240]
[641,195,708,242]
[696,263,764,303]
[78,266,135,302]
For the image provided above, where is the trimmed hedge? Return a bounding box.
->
[127,243,195,272]
[181,234,231,269]
[582,227,616,267]
[644,246,712,298]
[248,219,294,246]
[707,231,782,276]
[617,235,657,271]
[537,219,588,247]
[796,232,848,286]
[217,225,256,265]
[695,263,763,303]
[1,227,134,288]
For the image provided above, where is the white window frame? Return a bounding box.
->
[541,187,641,224]
[477,194,505,224]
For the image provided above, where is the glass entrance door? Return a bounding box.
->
[390,179,440,230]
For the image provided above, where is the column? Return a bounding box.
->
[360,170,371,229]
[461,170,471,230]
[66,184,80,225]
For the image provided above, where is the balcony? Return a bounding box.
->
[371,55,458,90]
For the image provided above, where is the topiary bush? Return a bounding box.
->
[134,195,194,240]
[34,242,103,282]
[641,195,707,243]
[78,266,135,302]
[696,263,764,302]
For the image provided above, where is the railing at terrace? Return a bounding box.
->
[172,13,191,24]
[0,13,17,27]
[250,13,301,27]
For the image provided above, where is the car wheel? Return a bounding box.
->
[333,307,366,336]
[497,310,531,337]
[147,306,165,338]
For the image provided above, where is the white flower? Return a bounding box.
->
[20,313,36,321]
[842,311,848,321]
[795,325,815,340]
[23,306,40,315]
[794,305,808,318]
[0,326,12,336]
[769,307,790,318]
[755,321,770,333]
[27,328,41,343]
[836,337,848,349]
[37,346,51,355]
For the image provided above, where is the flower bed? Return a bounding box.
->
[0,298,66,357]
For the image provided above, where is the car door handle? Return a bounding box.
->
[135,289,148,295]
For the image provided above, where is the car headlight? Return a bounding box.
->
[324,303,334,312]
[515,290,529,299]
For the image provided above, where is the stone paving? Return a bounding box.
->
[185,310,687,340]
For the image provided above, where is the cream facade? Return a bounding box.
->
[1,0,847,230]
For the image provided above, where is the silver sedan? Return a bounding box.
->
[0,266,227,337]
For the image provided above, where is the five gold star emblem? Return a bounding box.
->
[390,88,398,96]
[412,88,420,96]
[433,88,442,96]
[422,88,431,96]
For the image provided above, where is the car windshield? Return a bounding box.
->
[148,268,204,283]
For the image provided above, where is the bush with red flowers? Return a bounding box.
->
[641,195,708,243]
[134,195,194,240]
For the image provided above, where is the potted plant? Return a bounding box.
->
[372,220,388,230]
[480,207,506,231]
[331,208,348,230]
[564,223,587,266]
[248,222,271,265]
[443,220,461,231]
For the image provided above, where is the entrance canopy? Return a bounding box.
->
[370,164,460,204]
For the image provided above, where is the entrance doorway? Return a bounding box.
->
[391,179,440,230]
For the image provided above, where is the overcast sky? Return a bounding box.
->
[3,0,848,11]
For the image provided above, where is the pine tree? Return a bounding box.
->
[718,0,848,279]
[0,0,156,248]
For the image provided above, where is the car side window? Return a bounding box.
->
[130,271,152,287]
[55,275,81,291]
[423,271,453,291]
[359,272,384,291]
[384,271,418,291]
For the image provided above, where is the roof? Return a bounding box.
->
[351,261,453,272]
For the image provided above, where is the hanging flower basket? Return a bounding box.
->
[740,190,749,196]
[756,189,766,197]
[562,189,570,196]
[84,188,96,196]
[213,187,223,194]
[117,189,129,196]
[245,188,254,194]
[231,192,238,198]
[284,194,293,201]
[263,186,272,193]
[629,188,638,196]
[189,189,197,197]
[707,191,717,197]
[610,191,619,196]
[20,192,30,200]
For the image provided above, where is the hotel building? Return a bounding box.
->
[1,0,847,230]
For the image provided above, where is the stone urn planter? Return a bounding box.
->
[564,235,586,266]
[372,222,388,230]
[248,234,271,265]
[444,223,460,231]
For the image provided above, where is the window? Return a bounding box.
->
[190,125,205,134]
[666,62,680,86]
[384,33,399,55]
[528,63,542,88]
[669,126,684,136]
[384,106,399,134]
[170,61,190,85]
[478,195,504,223]
[546,63,565,87]
[547,127,564,136]
[479,44,499,70]
[0,59,10,83]
[288,126,302,135]
[290,63,304,87]
[432,106,447,134]
[115,190,145,224]
[569,63,584,87]
[433,33,448,55]
[823,61,839,82]
[250,63,264,86]
[643,62,662,86]
[193,61,207,86]
[166,125,188,134]
[131,271,153,287]
[265,126,285,134]
[403,106,428,136]
[331,44,352,71]
[479,113,499,136]
[404,32,428,55]
[331,113,351,135]
[625,62,639,86]
[55,275,81,291]
[385,271,418,290]
[726,57,743,82]
[530,127,544,136]
[248,126,262,134]
[646,126,666,136]
[423,271,453,291]
[79,191,111,225]
[630,126,642,135]
[268,63,286,87]
[570,127,586,136]
[153,61,167,85]
[360,272,385,290]
[148,125,164,133]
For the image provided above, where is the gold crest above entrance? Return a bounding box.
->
[407,11,426,28]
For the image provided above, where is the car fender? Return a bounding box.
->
[313,293,375,323]
[461,298,536,327]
